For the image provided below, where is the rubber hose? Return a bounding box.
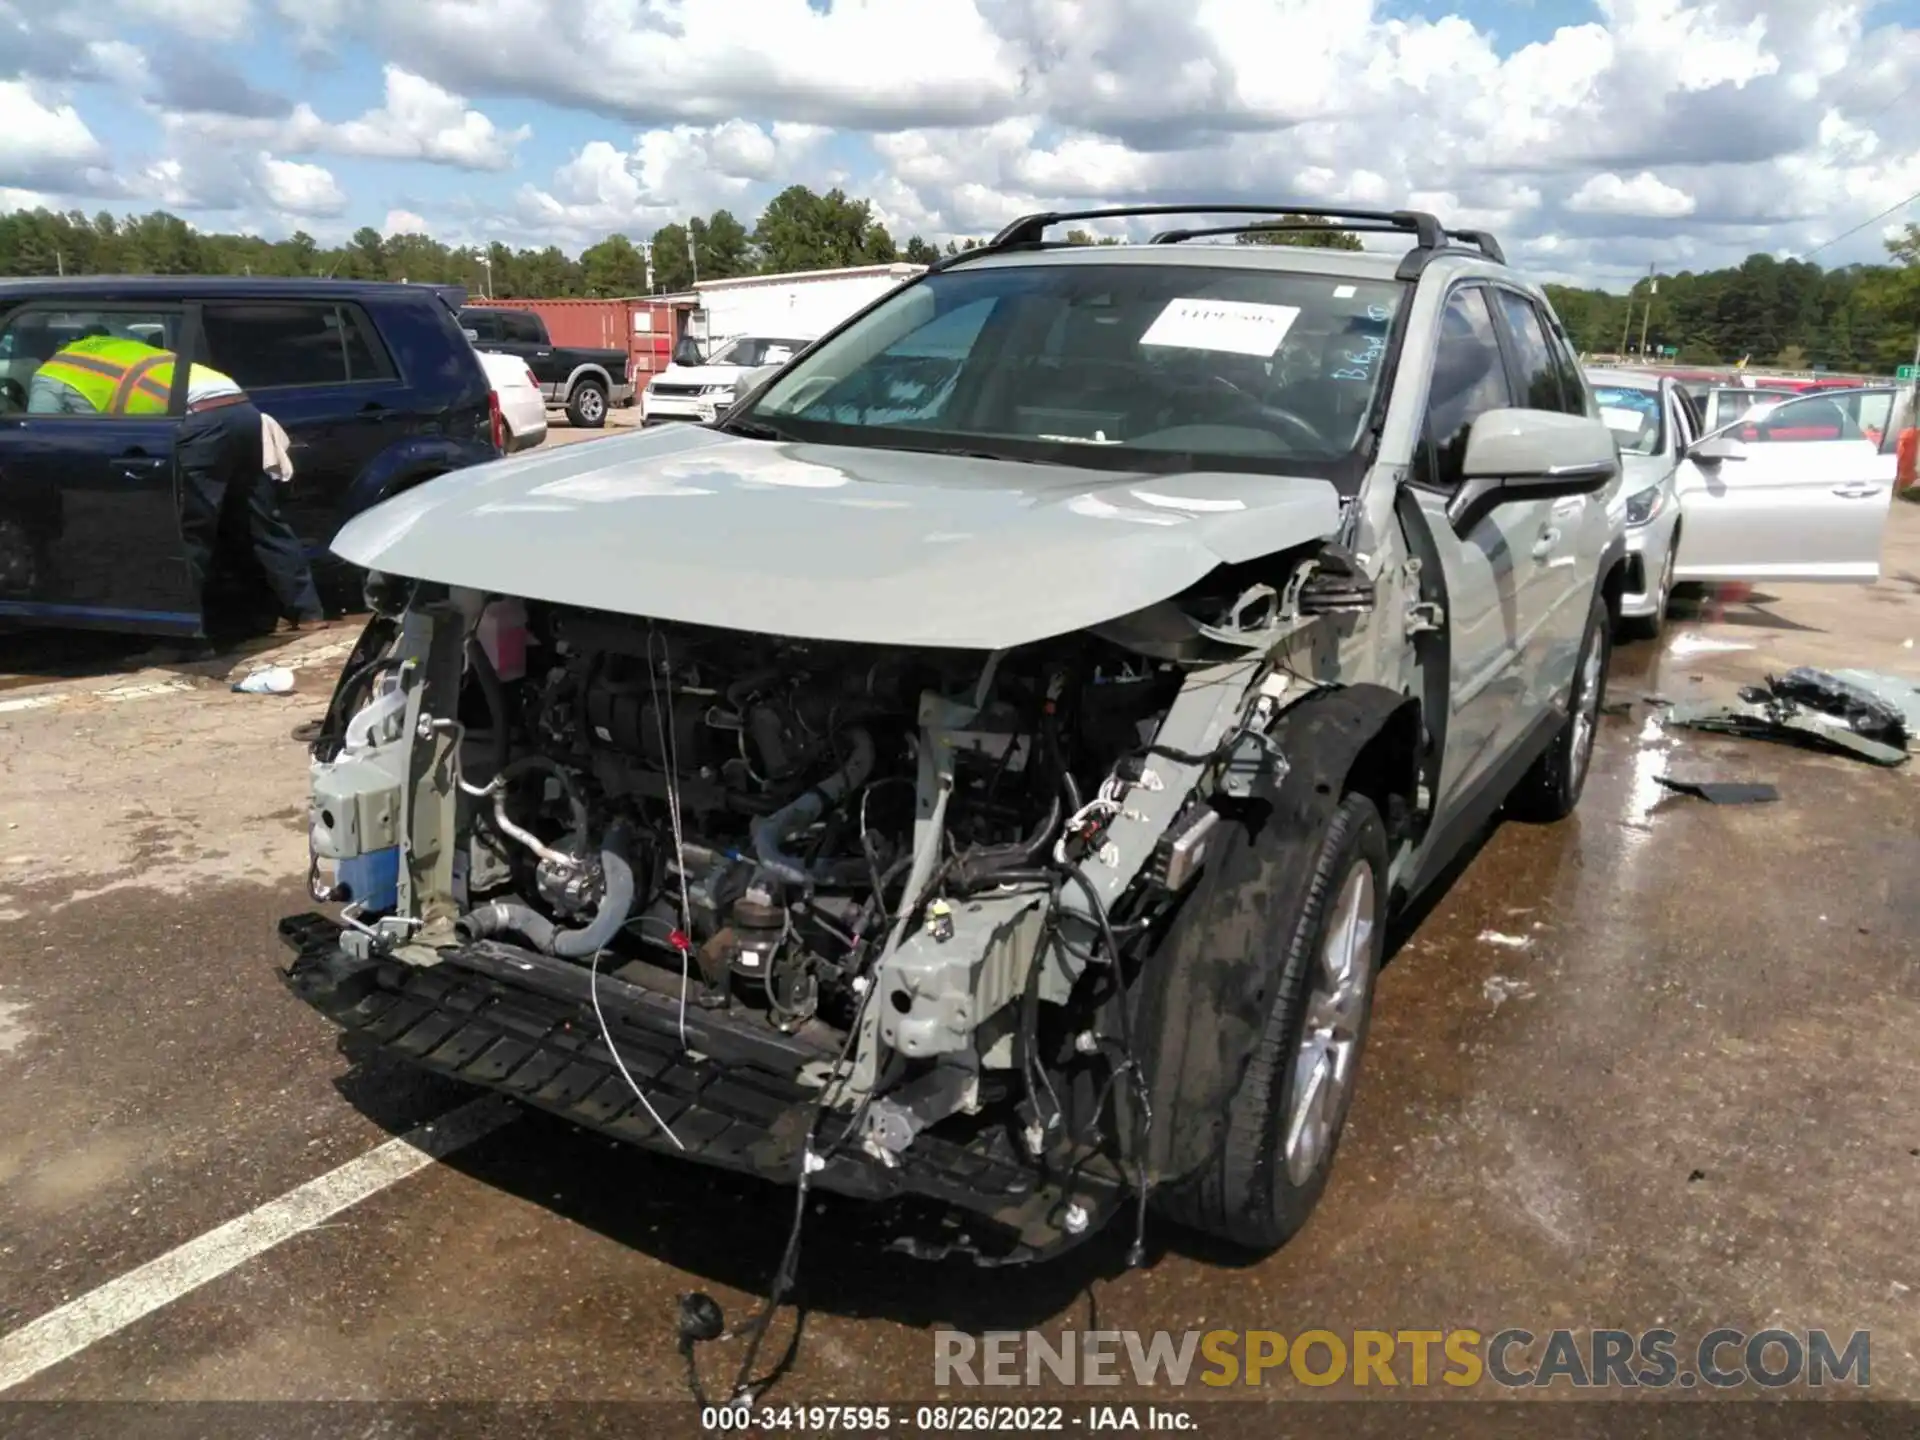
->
[460,900,557,952]
[458,821,635,957]
[549,822,636,958]
[751,727,877,886]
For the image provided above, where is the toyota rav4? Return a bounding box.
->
[281,204,1629,1266]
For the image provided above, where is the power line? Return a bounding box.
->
[1798,183,1920,262]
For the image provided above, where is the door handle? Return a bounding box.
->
[534,350,552,358]
[1531,527,1561,560]
[1832,483,1881,499]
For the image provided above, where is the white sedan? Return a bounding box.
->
[1586,369,1899,639]
[476,350,548,453]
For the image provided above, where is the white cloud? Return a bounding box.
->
[0,80,106,185]
[153,66,527,174]
[10,0,1920,285]
[258,154,347,216]
[1,185,52,213]
[384,207,431,235]
[1565,171,1697,219]
[325,66,529,171]
[131,0,253,41]
[509,121,829,246]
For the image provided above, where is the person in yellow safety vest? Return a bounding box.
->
[29,334,324,637]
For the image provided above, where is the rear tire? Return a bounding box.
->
[1157,792,1389,1253]
[1508,586,1610,823]
[567,379,608,428]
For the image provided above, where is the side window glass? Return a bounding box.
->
[1740,394,1862,445]
[340,304,397,382]
[1542,310,1591,417]
[1493,289,1568,413]
[5,308,183,418]
[508,314,545,344]
[463,312,498,342]
[1420,288,1514,488]
[202,303,352,389]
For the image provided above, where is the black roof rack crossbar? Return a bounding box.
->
[988,204,1447,254]
[1149,220,1417,244]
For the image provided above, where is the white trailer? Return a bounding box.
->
[690,263,926,347]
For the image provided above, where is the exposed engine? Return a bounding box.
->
[440,604,1183,1039]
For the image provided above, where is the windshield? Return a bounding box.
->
[710,337,809,368]
[740,262,1405,475]
[1590,383,1664,456]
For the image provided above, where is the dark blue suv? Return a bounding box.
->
[0,276,499,636]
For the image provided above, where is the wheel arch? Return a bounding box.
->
[1132,681,1416,1188]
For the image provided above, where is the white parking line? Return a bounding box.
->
[0,1095,517,1394]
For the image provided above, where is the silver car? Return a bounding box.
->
[285,203,1636,1270]
[1586,369,1898,637]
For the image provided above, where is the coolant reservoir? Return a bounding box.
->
[477,599,529,682]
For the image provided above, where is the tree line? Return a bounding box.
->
[3,185,1915,373]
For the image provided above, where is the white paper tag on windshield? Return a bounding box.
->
[1599,405,1646,432]
[1140,298,1301,358]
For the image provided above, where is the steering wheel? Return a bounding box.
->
[1190,373,1337,451]
[0,378,24,413]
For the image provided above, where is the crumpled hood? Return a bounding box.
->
[331,426,1343,649]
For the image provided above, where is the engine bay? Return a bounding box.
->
[303,574,1315,1259]
[454,605,1183,1038]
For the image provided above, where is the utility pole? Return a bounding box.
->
[687,228,699,287]
[1639,266,1657,360]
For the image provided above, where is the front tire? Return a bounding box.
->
[1158,792,1389,1253]
[1508,586,1610,823]
[566,378,608,428]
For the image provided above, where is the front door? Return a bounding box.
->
[1676,387,1897,583]
[1400,285,1558,813]
[0,303,198,634]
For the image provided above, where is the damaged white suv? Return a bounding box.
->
[282,205,1628,1265]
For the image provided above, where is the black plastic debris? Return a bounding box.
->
[1663,667,1911,767]
[1655,776,1780,805]
[1767,667,1908,748]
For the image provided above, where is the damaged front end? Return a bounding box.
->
[283,569,1333,1262]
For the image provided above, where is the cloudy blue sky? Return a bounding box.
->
[6,0,1920,288]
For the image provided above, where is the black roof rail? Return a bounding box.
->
[924,203,1508,280]
[987,204,1446,252]
[1449,229,1505,265]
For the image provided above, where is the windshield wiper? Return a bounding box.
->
[716,416,790,441]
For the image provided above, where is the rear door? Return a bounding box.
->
[1400,284,1558,808]
[0,303,200,633]
[199,299,411,549]
[1675,387,1897,582]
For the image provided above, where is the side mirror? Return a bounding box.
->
[1686,434,1745,465]
[1447,409,1620,535]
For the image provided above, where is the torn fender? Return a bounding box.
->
[1131,682,1417,1187]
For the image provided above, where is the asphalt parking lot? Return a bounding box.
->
[1,471,1916,1430]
